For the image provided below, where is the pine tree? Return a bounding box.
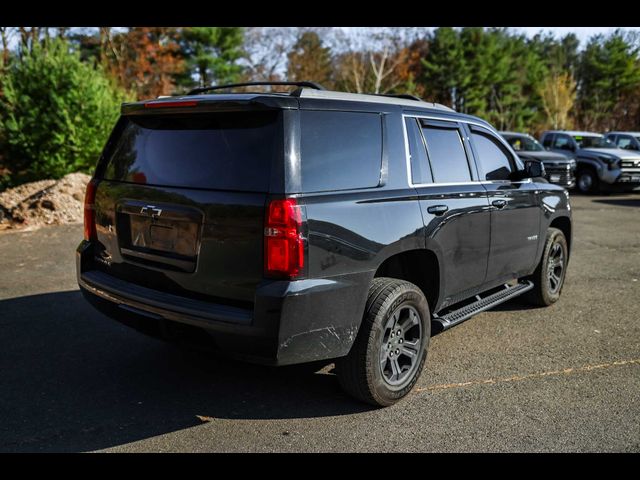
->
[177,27,244,89]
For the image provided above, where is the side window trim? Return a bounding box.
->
[401,113,518,187]
[459,122,483,181]
[404,117,434,185]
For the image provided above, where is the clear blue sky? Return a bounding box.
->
[515,27,637,45]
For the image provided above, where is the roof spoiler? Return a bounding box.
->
[187,81,326,96]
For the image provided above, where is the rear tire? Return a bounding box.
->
[524,228,568,306]
[336,277,430,407]
[576,167,599,194]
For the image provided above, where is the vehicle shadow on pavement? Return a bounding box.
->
[0,290,373,453]
[592,198,640,207]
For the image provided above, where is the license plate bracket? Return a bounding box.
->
[116,200,203,272]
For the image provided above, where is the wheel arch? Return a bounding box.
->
[373,248,441,312]
[576,157,603,175]
[550,215,572,257]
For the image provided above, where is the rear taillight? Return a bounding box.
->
[83,179,98,241]
[264,198,304,279]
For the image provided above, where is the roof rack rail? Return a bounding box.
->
[295,89,455,112]
[372,93,424,102]
[187,81,326,96]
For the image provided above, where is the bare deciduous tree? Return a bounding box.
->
[331,27,423,94]
[538,72,577,130]
[0,27,17,67]
[242,27,299,84]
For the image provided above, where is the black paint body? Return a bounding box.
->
[78,93,572,365]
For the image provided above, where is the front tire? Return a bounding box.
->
[576,167,599,194]
[524,228,568,306]
[336,277,430,407]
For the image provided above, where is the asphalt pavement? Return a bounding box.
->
[0,193,638,452]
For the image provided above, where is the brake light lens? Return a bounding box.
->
[144,100,198,108]
[264,198,304,279]
[83,179,98,241]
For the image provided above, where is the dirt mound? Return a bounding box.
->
[0,173,91,232]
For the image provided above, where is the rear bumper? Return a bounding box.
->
[77,241,370,366]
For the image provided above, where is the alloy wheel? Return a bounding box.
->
[547,242,565,294]
[379,305,423,386]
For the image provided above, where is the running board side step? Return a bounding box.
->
[433,281,534,331]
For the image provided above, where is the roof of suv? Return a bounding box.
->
[126,84,497,132]
[543,130,603,137]
[293,88,454,111]
[137,88,455,112]
[606,131,640,136]
[499,131,534,137]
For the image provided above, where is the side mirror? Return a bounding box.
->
[510,159,546,181]
[523,159,545,179]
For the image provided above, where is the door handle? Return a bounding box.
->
[492,199,507,209]
[427,205,449,216]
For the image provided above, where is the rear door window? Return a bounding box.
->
[102,111,281,192]
[421,123,472,183]
[300,110,382,192]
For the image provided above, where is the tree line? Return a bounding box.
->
[1,27,639,186]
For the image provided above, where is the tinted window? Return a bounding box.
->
[552,134,572,150]
[422,126,471,183]
[405,118,432,184]
[542,134,554,148]
[103,111,280,191]
[616,136,633,149]
[573,135,612,148]
[505,135,544,152]
[300,111,382,192]
[472,131,513,181]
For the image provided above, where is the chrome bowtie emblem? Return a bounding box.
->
[140,205,163,218]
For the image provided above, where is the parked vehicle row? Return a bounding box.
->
[499,130,640,194]
[499,132,576,188]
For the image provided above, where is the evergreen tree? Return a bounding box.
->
[177,27,244,89]
[0,38,130,184]
[578,30,640,130]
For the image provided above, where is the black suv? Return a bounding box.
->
[500,131,575,188]
[78,82,572,406]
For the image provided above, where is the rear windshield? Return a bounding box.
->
[102,111,281,191]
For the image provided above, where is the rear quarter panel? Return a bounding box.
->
[275,107,426,362]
